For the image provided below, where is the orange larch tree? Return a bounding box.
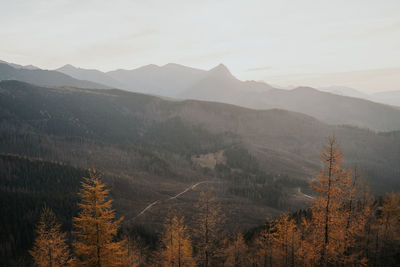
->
[161,214,195,267]
[307,137,352,266]
[30,207,74,267]
[375,193,400,265]
[193,191,225,267]
[72,170,127,267]
[255,225,274,267]
[223,233,248,267]
[271,214,300,267]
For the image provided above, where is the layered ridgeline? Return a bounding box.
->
[2,59,400,131]
[373,90,400,107]
[56,62,400,131]
[1,80,400,264]
[0,62,109,89]
[1,80,399,192]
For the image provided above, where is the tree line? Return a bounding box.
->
[30,137,400,266]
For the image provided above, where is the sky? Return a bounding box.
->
[1,0,400,92]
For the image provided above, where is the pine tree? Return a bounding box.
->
[297,216,319,266]
[223,233,248,267]
[271,214,299,267]
[127,235,148,267]
[73,170,127,267]
[359,187,375,265]
[375,193,400,265]
[255,225,274,267]
[193,191,224,267]
[339,167,369,265]
[161,214,195,267]
[308,137,351,266]
[30,207,74,267]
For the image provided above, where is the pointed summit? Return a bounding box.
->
[57,64,77,71]
[208,63,232,76]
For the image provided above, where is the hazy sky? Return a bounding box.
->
[1,0,400,91]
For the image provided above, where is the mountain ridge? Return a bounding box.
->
[4,59,400,131]
[1,79,398,194]
[0,62,109,89]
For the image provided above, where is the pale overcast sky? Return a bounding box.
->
[1,0,400,91]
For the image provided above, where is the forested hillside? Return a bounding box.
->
[0,154,86,264]
[5,139,400,266]
[1,80,398,189]
[1,80,400,265]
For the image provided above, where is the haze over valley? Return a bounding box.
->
[1,1,400,266]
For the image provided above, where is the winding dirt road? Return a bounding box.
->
[133,181,217,220]
[297,187,314,200]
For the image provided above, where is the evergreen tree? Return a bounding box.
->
[375,193,400,265]
[272,214,300,267]
[223,233,248,267]
[307,137,352,266]
[73,170,127,267]
[255,225,274,267]
[193,191,224,267]
[339,167,369,265]
[161,214,195,267]
[30,207,74,267]
[127,235,148,267]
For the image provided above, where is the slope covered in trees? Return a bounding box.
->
[0,80,399,191]
[1,80,400,265]
[0,154,86,265]
[18,138,400,266]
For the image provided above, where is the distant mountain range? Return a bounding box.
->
[2,59,400,131]
[317,86,371,99]
[265,67,400,96]
[318,86,400,107]
[372,90,400,107]
[56,62,400,132]
[0,60,40,70]
[0,62,108,89]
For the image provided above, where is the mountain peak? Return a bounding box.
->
[163,63,182,68]
[134,64,160,71]
[208,63,232,77]
[0,60,40,70]
[58,64,77,70]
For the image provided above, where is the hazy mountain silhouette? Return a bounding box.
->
[57,64,123,89]
[180,64,274,102]
[318,86,371,100]
[48,61,400,131]
[107,63,206,97]
[0,60,40,70]
[372,90,400,107]
[179,66,400,131]
[0,62,108,89]
[236,87,400,131]
[265,67,400,93]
